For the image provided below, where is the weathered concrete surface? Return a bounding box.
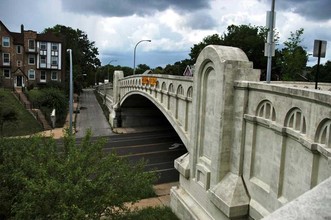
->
[262,176,331,220]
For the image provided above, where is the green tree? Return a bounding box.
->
[220,24,269,71]
[44,25,101,90]
[189,33,222,64]
[189,25,269,71]
[0,106,18,136]
[27,88,68,126]
[135,64,151,75]
[0,131,156,219]
[307,60,331,83]
[279,28,308,81]
[0,94,18,136]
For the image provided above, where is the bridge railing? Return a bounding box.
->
[117,74,194,146]
[234,80,331,218]
[118,74,193,100]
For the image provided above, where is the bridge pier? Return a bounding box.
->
[109,71,124,128]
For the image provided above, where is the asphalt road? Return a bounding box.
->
[75,89,113,138]
[75,130,187,184]
[74,89,187,183]
[104,130,187,183]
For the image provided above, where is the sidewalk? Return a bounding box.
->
[36,102,79,139]
[128,182,178,210]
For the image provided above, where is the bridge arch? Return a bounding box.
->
[120,91,190,151]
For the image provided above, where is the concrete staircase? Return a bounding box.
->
[13,88,52,130]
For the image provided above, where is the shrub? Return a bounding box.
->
[26,88,68,126]
[0,131,157,219]
[117,207,180,220]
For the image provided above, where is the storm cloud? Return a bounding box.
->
[61,0,211,17]
[264,0,331,21]
[184,12,217,30]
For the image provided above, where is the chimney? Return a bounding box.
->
[21,24,24,33]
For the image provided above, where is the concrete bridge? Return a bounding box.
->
[97,45,331,220]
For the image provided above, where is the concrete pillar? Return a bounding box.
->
[110,70,124,128]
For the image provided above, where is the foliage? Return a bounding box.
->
[0,131,157,219]
[307,61,331,83]
[0,94,18,136]
[278,28,308,81]
[189,25,270,71]
[96,65,135,85]
[163,59,193,76]
[116,207,179,220]
[27,88,67,126]
[189,33,223,64]
[135,64,151,75]
[155,25,270,78]
[44,25,101,90]
[0,90,42,137]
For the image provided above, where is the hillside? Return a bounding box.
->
[0,89,42,137]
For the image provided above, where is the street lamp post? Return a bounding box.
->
[265,0,276,83]
[67,49,73,134]
[107,59,117,82]
[133,39,151,75]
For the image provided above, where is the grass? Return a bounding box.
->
[0,89,43,137]
[118,207,179,220]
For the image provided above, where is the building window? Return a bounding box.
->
[16,45,22,54]
[40,42,47,50]
[17,60,22,67]
[40,71,46,83]
[51,43,58,51]
[3,53,10,65]
[3,69,10,78]
[28,69,35,80]
[51,72,58,80]
[40,55,46,68]
[2,37,10,47]
[51,56,58,66]
[28,39,35,50]
[28,55,35,65]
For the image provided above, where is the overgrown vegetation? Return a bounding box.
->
[0,131,157,219]
[26,87,68,127]
[0,89,42,137]
[117,207,179,220]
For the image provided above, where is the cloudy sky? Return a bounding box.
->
[1,0,331,68]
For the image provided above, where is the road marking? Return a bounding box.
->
[103,141,176,149]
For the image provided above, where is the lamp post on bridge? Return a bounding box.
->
[265,0,276,83]
[133,39,151,75]
[107,59,117,82]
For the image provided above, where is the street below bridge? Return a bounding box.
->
[74,89,187,183]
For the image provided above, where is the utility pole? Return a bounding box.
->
[266,0,276,83]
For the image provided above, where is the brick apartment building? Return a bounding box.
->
[0,21,65,89]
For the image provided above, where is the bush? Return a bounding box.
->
[117,207,180,220]
[0,131,157,219]
[26,88,68,126]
